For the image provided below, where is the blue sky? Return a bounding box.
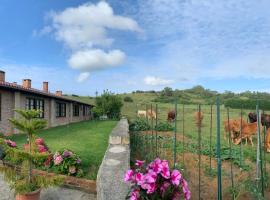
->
[1,0,270,95]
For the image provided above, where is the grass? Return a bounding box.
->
[8,120,118,179]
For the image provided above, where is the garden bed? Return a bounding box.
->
[8,120,118,179]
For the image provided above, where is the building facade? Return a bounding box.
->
[0,71,93,135]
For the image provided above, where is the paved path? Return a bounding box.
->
[0,174,96,200]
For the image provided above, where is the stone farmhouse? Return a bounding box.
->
[0,71,93,135]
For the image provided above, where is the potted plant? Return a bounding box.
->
[0,109,63,200]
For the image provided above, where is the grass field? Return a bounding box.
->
[8,120,117,179]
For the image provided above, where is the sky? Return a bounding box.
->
[1,0,270,95]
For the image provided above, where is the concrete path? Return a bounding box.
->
[0,174,96,200]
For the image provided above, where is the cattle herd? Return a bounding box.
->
[137,109,270,153]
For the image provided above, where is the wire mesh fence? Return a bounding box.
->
[129,98,269,199]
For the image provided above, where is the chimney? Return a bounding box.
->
[22,79,31,88]
[43,82,49,93]
[56,91,62,96]
[0,71,5,82]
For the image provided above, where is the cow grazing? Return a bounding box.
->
[137,110,147,118]
[223,119,247,142]
[194,111,203,127]
[266,128,270,153]
[233,122,262,146]
[147,109,157,120]
[167,110,176,122]
[248,112,270,129]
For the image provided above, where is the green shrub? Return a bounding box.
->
[155,122,174,131]
[95,90,123,119]
[124,96,133,102]
[129,119,151,132]
[224,98,270,110]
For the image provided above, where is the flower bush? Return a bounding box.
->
[4,139,17,148]
[50,149,83,177]
[125,158,191,200]
[23,137,49,154]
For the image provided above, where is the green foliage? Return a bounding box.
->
[0,109,62,195]
[225,98,270,110]
[123,96,133,102]
[95,90,123,119]
[161,87,173,97]
[154,122,174,131]
[129,118,151,132]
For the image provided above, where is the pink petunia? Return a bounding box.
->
[130,188,140,200]
[144,170,157,183]
[37,145,47,153]
[124,170,134,183]
[148,158,162,174]
[135,172,144,185]
[4,139,17,148]
[135,160,144,167]
[171,170,182,186]
[182,179,191,200]
[146,183,156,194]
[160,166,170,179]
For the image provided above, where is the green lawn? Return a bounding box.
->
[8,120,117,179]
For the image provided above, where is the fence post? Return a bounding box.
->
[182,104,185,167]
[256,106,264,197]
[173,100,177,169]
[198,104,202,200]
[210,104,213,170]
[155,104,158,157]
[227,108,235,200]
[240,106,243,168]
[216,97,222,200]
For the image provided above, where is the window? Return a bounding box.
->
[73,104,79,116]
[83,105,89,116]
[25,97,44,118]
[56,102,66,117]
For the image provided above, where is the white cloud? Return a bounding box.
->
[48,1,142,50]
[144,76,174,86]
[77,72,90,83]
[68,49,125,71]
[33,26,53,37]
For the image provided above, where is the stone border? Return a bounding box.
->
[0,162,96,194]
[97,118,130,200]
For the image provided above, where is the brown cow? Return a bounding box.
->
[233,122,262,146]
[223,119,248,141]
[194,111,203,127]
[147,109,156,120]
[248,112,270,129]
[266,128,270,153]
[167,110,176,122]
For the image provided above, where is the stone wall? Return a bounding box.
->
[96,118,130,200]
[0,90,14,134]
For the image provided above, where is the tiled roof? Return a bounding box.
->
[0,81,93,106]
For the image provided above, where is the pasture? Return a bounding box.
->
[123,98,270,199]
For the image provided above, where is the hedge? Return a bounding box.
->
[224,99,270,110]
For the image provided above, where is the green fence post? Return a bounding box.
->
[155,104,158,158]
[216,97,222,200]
[198,104,202,200]
[210,104,213,170]
[173,100,177,169]
[182,104,185,167]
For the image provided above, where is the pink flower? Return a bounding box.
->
[53,152,63,165]
[35,138,44,145]
[37,145,47,153]
[171,170,182,186]
[148,158,162,173]
[135,160,144,167]
[146,183,156,194]
[144,170,157,183]
[63,150,73,158]
[130,188,140,200]
[135,172,144,185]
[69,166,76,174]
[5,139,17,148]
[182,179,191,200]
[124,170,134,183]
[160,164,170,179]
[160,181,171,197]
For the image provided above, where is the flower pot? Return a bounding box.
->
[16,189,41,200]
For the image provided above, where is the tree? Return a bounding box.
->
[161,87,173,97]
[94,90,123,119]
